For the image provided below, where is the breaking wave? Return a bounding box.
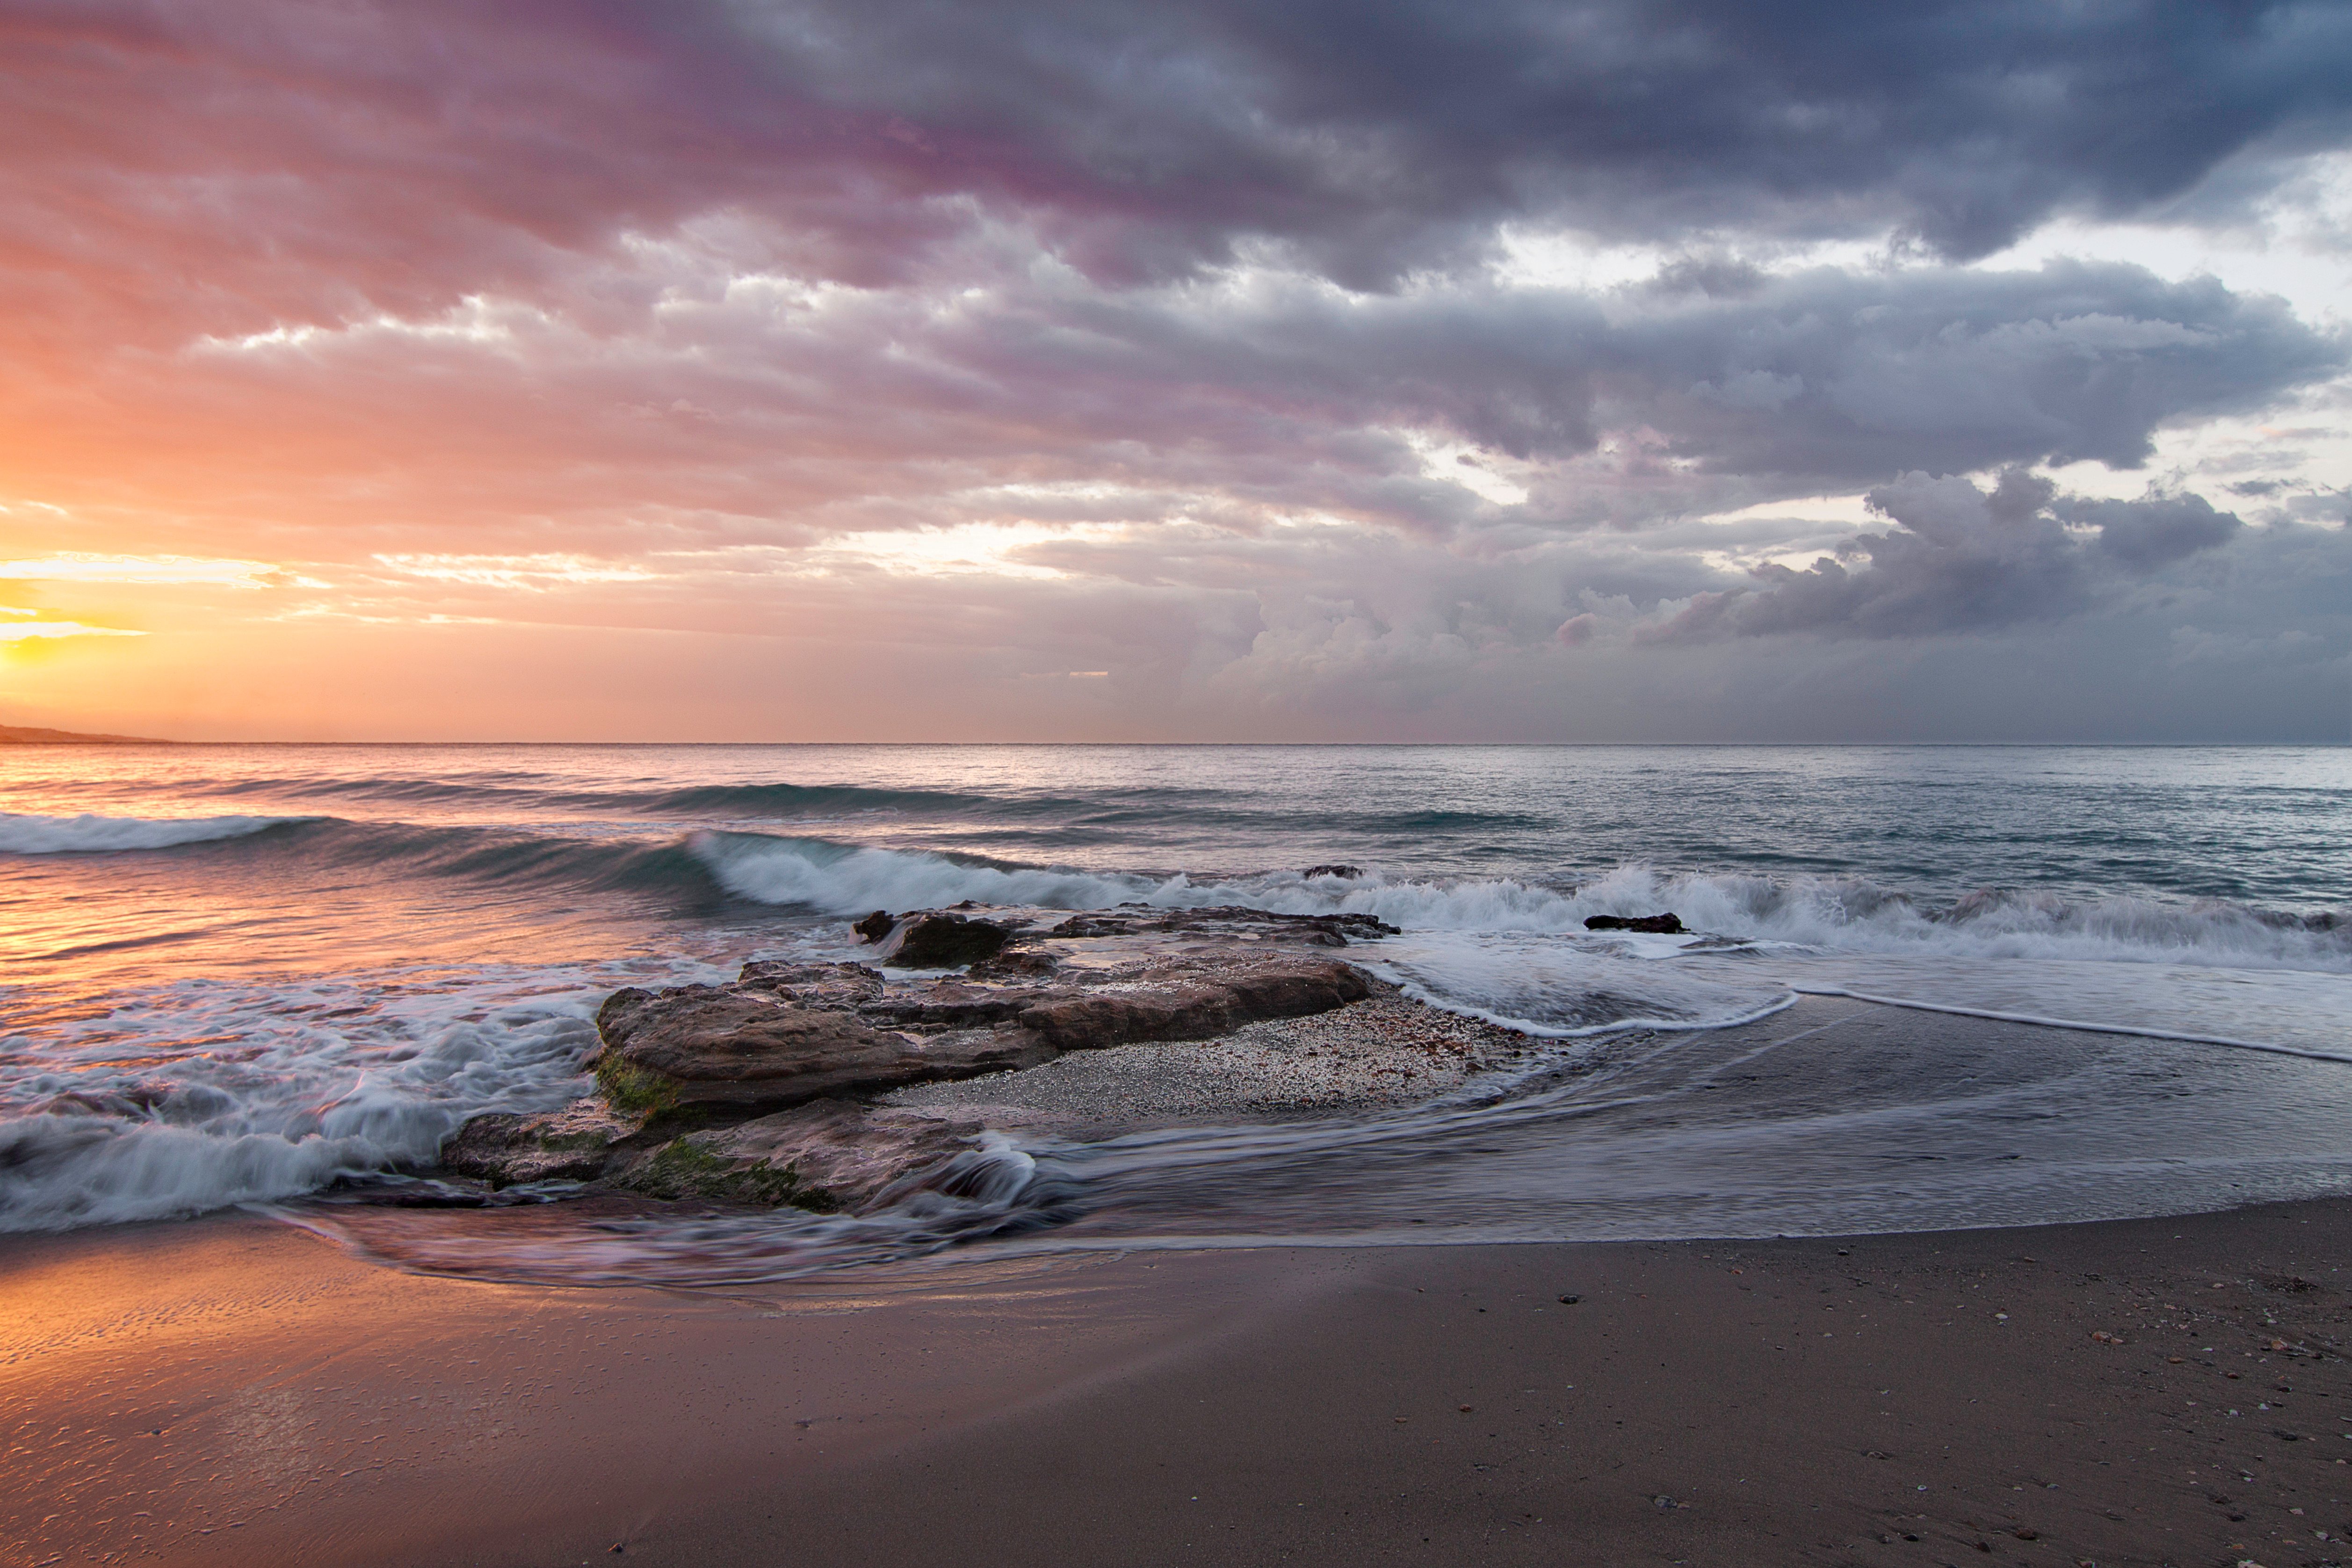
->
[0,810,300,854]
[690,832,2352,973]
[0,958,717,1233]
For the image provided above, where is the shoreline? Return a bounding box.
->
[9,1192,2352,1565]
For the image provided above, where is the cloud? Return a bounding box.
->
[2068,491,2243,570]
[0,553,291,587]
[7,0,2350,364]
[1642,470,2251,642]
[0,614,144,643]
[1,1,2347,739]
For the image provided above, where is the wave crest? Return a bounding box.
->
[0,811,298,854]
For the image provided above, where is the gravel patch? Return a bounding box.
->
[883,988,1540,1137]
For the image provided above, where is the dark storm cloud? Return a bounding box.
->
[8,0,2351,342]
[1643,469,2249,642]
[717,0,2352,276]
[5,1,2342,511]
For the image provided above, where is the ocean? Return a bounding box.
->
[3,743,2347,1285]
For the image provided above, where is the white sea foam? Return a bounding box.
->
[695,834,2351,973]
[1366,932,1796,1037]
[0,955,717,1232]
[0,810,297,853]
[695,831,1154,912]
[698,832,2352,1055]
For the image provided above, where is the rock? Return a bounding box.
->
[735,959,885,1010]
[1048,914,1134,938]
[1048,906,1396,944]
[591,980,1071,1113]
[1221,959,1375,1017]
[346,1175,504,1208]
[588,936,1370,1120]
[1302,864,1363,880]
[592,985,935,1111]
[1017,958,1370,1050]
[439,1099,649,1186]
[876,912,1015,968]
[852,910,895,943]
[859,983,1057,1027]
[1016,985,1231,1049]
[612,1099,984,1213]
[905,1026,1060,1076]
[1584,913,1684,934]
[1181,906,1400,940]
[968,947,1060,980]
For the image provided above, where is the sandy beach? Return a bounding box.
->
[8,1180,2351,1567]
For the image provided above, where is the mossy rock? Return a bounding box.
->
[594,1053,681,1116]
[617,1136,843,1213]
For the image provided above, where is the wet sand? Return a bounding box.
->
[8,1194,2352,1566]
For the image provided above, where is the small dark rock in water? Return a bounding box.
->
[1558,1294,1580,1305]
[1584,913,1684,934]
[852,910,895,943]
[1302,863,1363,880]
[876,911,1015,968]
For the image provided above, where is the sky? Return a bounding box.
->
[1,1,2349,742]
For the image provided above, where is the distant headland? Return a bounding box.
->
[0,724,171,744]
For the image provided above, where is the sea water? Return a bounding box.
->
[1,744,2346,1282]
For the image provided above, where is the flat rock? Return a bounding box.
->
[611,1099,984,1213]
[905,1026,1060,1076]
[968,947,1061,980]
[592,985,931,1110]
[1017,957,1370,1050]
[735,959,886,1010]
[587,916,1378,1118]
[1048,906,1396,946]
[859,982,1057,1027]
